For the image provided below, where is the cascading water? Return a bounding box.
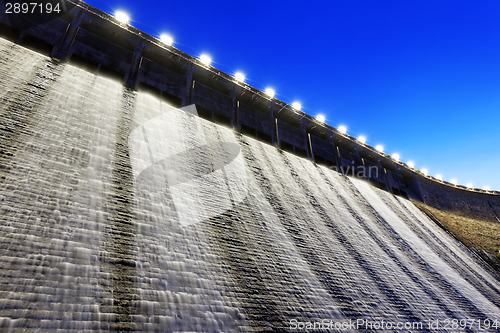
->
[0,37,499,332]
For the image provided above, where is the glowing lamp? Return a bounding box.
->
[466,182,474,188]
[375,145,384,153]
[316,114,326,123]
[199,54,212,67]
[450,179,458,185]
[421,168,428,176]
[264,88,275,99]
[483,185,491,191]
[291,102,302,111]
[392,153,400,161]
[338,125,347,134]
[114,11,130,25]
[234,72,246,83]
[407,161,415,168]
[435,174,443,181]
[358,136,366,144]
[160,34,174,46]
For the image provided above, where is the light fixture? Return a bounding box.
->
[234,72,245,83]
[450,178,458,185]
[466,182,473,188]
[358,136,366,144]
[392,153,400,161]
[421,168,428,176]
[160,33,174,46]
[375,145,384,153]
[407,161,415,168]
[338,125,347,134]
[199,54,212,66]
[264,88,275,99]
[291,102,302,111]
[316,114,326,123]
[435,174,443,181]
[114,10,130,25]
[483,185,491,191]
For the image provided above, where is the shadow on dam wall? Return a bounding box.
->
[0,36,499,332]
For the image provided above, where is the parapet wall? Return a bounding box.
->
[1,0,498,218]
[417,177,500,222]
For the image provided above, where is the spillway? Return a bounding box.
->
[0,37,499,332]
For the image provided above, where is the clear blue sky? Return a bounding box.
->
[85,0,500,190]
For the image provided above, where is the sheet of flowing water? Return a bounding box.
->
[0,38,499,332]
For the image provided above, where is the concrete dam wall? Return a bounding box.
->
[1,37,500,332]
[2,0,500,212]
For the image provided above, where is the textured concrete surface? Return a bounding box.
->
[2,1,499,205]
[418,177,500,222]
[0,38,499,331]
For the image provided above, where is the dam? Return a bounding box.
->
[0,1,499,331]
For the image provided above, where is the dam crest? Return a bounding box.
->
[0,1,499,331]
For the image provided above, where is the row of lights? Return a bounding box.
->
[113,11,283,102]
[113,10,492,192]
[309,120,490,191]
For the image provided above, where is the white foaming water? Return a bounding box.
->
[129,94,248,227]
[0,38,499,331]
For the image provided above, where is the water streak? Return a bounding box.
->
[0,38,499,332]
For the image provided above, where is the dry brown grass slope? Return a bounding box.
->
[413,199,500,275]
